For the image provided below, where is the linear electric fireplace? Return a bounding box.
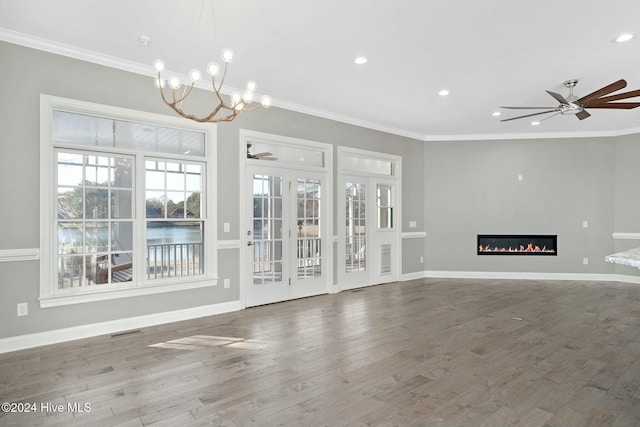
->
[477,234,557,255]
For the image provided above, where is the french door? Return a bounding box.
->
[244,165,328,307]
[341,175,399,290]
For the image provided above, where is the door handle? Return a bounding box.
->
[247,241,254,246]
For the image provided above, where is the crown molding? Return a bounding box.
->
[2,27,639,143]
[272,98,427,141]
[0,27,152,77]
[423,126,640,142]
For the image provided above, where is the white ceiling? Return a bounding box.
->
[2,0,640,141]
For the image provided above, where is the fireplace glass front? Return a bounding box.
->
[477,235,557,255]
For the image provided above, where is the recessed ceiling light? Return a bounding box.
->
[354,56,368,65]
[613,33,635,43]
[531,121,541,126]
[492,111,501,117]
[438,89,450,97]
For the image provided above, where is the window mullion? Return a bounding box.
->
[135,153,146,284]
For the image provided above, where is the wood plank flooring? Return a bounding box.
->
[1,278,640,426]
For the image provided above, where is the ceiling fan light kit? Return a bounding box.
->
[500,79,640,123]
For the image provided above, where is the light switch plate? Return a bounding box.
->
[17,303,28,317]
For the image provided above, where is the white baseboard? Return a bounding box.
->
[424,270,615,281]
[0,300,242,354]
[402,270,640,284]
[401,271,426,281]
[613,274,640,284]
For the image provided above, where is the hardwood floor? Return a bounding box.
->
[1,278,640,426]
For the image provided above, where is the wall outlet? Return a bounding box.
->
[409,221,417,228]
[223,222,230,233]
[17,302,28,317]
[420,256,424,264]
[583,258,589,265]
[223,278,230,289]
[582,221,588,229]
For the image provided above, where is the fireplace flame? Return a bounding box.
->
[478,242,555,253]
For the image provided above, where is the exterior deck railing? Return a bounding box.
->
[147,242,204,279]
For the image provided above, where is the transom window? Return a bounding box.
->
[40,95,216,307]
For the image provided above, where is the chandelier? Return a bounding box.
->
[153,48,272,123]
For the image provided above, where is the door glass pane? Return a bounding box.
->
[377,184,393,229]
[252,174,284,285]
[345,182,366,272]
[297,178,322,279]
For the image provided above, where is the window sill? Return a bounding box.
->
[39,277,219,308]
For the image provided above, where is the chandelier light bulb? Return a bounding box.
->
[246,80,257,91]
[168,76,182,90]
[230,91,242,105]
[260,95,273,108]
[189,69,202,82]
[206,62,221,76]
[153,59,165,72]
[242,90,255,103]
[221,48,234,63]
[154,77,166,88]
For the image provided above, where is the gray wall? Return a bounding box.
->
[423,136,640,276]
[0,41,424,340]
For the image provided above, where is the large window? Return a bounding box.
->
[40,96,216,307]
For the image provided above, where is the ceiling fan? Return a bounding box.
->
[501,79,640,122]
[247,143,277,160]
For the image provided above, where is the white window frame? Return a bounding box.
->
[39,95,217,308]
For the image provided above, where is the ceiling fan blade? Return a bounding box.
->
[500,106,558,110]
[501,109,559,122]
[586,102,640,109]
[583,89,640,105]
[539,111,562,122]
[576,110,591,120]
[577,79,627,104]
[546,90,569,105]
